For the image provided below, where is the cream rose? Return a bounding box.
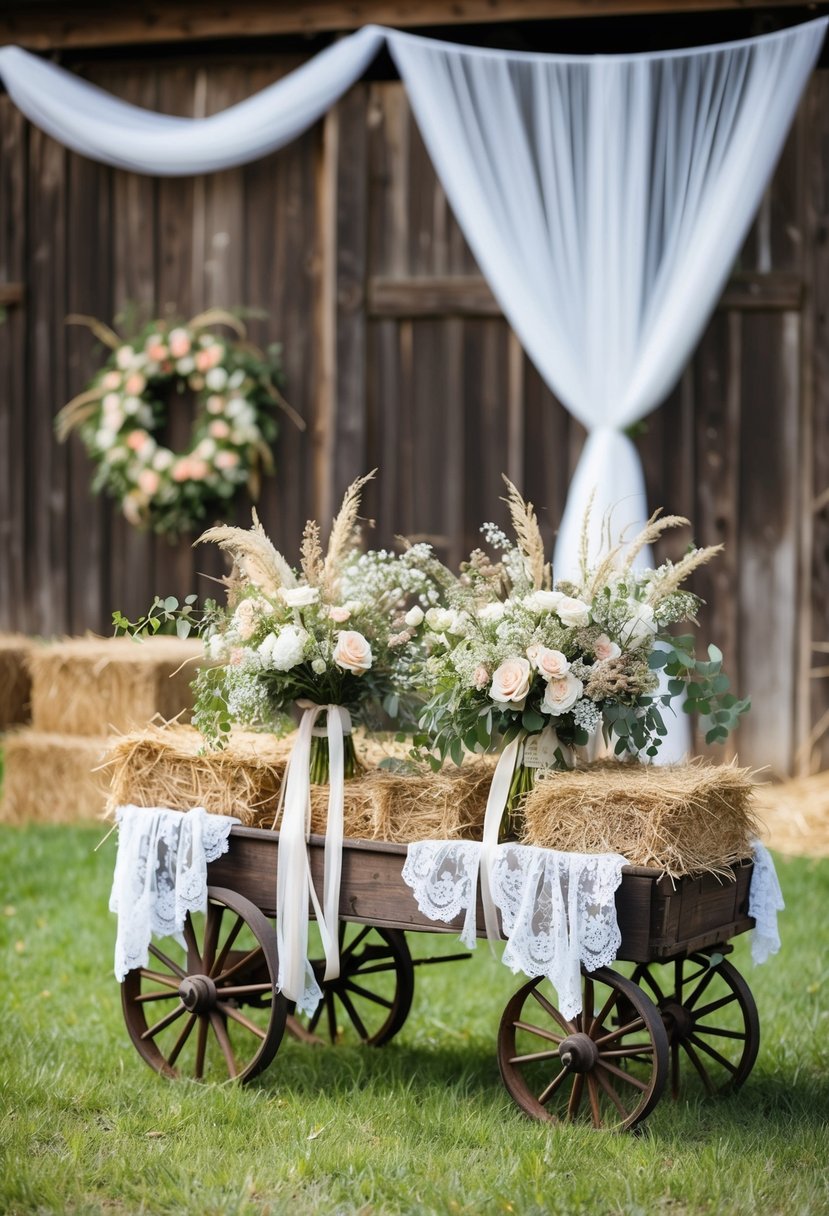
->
[489,657,532,707]
[532,647,570,680]
[280,586,320,608]
[540,672,584,716]
[524,590,565,613]
[623,602,657,648]
[594,634,622,661]
[556,596,591,628]
[333,630,373,675]
[329,605,351,623]
[425,607,454,633]
[473,664,490,691]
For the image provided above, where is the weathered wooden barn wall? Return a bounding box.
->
[0,48,827,774]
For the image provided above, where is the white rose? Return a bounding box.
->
[345,600,363,615]
[404,606,424,628]
[523,590,565,613]
[490,657,532,708]
[477,601,507,623]
[122,396,141,417]
[177,356,195,376]
[153,450,175,471]
[425,607,454,633]
[102,392,121,413]
[531,647,570,680]
[594,634,622,662]
[260,625,308,671]
[623,602,657,648]
[228,369,246,389]
[333,630,373,675]
[556,596,591,628]
[541,672,584,716]
[280,586,320,608]
[95,428,117,450]
[115,345,134,370]
[206,367,229,392]
[196,437,217,460]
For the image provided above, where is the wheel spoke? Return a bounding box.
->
[694,1025,746,1041]
[681,1038,716,1095]
[513,1020,564,1045]
[582,978,594,1034]
[215,946,264,986]
[640,967,665,1004]
[166,1012,197,1067]
[567,1073,585,1119]
[326,992,338,1042]
[138,968,181,990]
[537,1065,570,1106]
[183,915,201,968]
[588,987,621,1037]
[671,1040,681,1100]
[344,980,393,1009]
[509,1049,562,1065]
[340,925,372,963]
[587,1074,602,1128]
[596,1058,648,1092]
[141,1001,186,1041]
[593,1015,645,1047]
[595,1065,631,1120]
[148,944,185,979]
[209,914,245,978]
[688,1033,739,1074]
[202,902,224,974]
[684,966,718,1011]
[307,999,325,1035]
[218,1002,267,1041]
[599,1043,655,1058]
[216,982,274,1000]
[134,988,181,1004]
[346,961,400,978]
[194,1016,208,1079]
[530,985,576,1035]
[693,992,739,1019]
[338,988,370,1041]
[209,1011,238,1078]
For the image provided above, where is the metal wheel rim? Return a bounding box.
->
[122,885,288,1083]
[498,966,669,1132]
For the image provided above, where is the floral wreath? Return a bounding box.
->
[56,309,303,536]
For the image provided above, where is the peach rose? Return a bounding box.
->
[188,459,210,480]
[207,395,225,415]
[473,664,490,691]
[209,420,231,440]
[490,657,531,707]
[168,328,191,359]
[215,450,240,470]
[124,373,146,396]
[126,429,149,452]
[195,344,223,372]
[541,672,583,716]
[172,460,192,483]
[333,630,373,675]
[101,371,122,391]
[532,647,570,680]
[594,634,621,662]
[329,605,351,623]
[137,469,160,496]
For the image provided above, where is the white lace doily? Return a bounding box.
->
[402,839,783,1020]
[109,805,239,982]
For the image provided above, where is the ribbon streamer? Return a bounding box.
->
[274,703,350,1011]
[479,733,523,948]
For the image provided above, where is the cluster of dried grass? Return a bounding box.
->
[0,634,32,730]
[103,722,494,842]
[0,732,109,824]
[27,636,203,735]
[521,759,758,877]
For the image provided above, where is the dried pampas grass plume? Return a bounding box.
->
[196,508,296,597]
[322,470,376,593]
[501,475,551,590]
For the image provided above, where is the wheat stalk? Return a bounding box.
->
[646,544,723,603]
[196,509,296,597]
[300,519,324,587]
[501,475,551,590]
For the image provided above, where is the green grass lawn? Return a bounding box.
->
[1,824,827,1216]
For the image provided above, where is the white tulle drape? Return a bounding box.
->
[388,21,826,578]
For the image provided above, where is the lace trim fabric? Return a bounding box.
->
[109,805,239,982]
[749,839,784,965]
[403,840,628,1020]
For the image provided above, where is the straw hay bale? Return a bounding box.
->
[521,760,759,877]
[0,729,109,824]
[28,636,203,735]
[103,722,493,841]
[752,772,829,858]
[0,634,32,729]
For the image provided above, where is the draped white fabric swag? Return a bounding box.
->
[1,19,825,760]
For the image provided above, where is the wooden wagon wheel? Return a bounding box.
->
[631,952,760,1098]
[122,886,288,1083]
[498,968,669,1132]
[289,923,415,1047]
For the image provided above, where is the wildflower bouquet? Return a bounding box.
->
[191,473,440,780]
[414,479,749,835]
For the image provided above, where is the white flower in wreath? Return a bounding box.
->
[280,586,320,608]
[556,596,591,628]
[115,345,135,371]
[206,367,229,392]
[122,396,141,417]
[95,427,117,450]
[228,369,246,389]
[176,356,195,376]
[541,672,583,716]
[152,450,175,472]
[207,394,225,415]
[258,625,309,671]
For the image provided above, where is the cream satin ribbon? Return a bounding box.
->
[479,733,524,947]
[273,702,350,1007]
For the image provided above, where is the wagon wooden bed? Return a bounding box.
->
[120,825,759,1132]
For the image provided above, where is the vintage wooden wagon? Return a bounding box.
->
[120,825,759,1132]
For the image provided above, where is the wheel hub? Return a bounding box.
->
[558,1033,599,1073]
[661,1000,695,1042]
[179,974,218,1013]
